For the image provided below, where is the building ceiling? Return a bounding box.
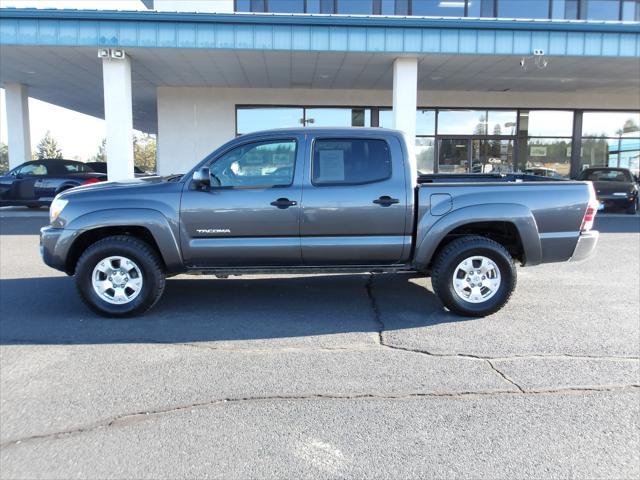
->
[1,44,639,133]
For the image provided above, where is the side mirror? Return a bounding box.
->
[192,167,210,188]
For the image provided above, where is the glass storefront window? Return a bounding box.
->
[582,112,640,138]
[498,0,550,18]
[412,0,466,16]
[487,111,517,136]
[582,0,621,20]
[381,0,410,15]
[415,137,435,173]
[305,108,371,127]
[552,0,579,18]
[416,110,436,135]
[525,138,572,177]
[622,0,640,20]
[237,107,303,134]
[438,110,488,135]
[268,0,305,12]
[473,139,515,173]
[337,0,373,14]
[467,0,497,16]
[519,110,574,137]
[306,0,336,13]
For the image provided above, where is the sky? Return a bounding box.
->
[0,0,146,160]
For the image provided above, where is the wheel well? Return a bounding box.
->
[66,226,164,275]
[430,221,525,268]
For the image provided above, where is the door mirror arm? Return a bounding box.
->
[192,167,210,189]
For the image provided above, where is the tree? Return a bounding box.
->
[91,138,107,163]
[34,131,63,159]
[133,133,156,173]
[0,143,8,174]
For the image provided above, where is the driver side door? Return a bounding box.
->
[180,135,304,268]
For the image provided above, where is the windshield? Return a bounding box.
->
[579,169,633,183]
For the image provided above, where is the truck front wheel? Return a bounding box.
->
[431,236,516,317]
[75,235,166,317]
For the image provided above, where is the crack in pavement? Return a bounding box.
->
[2,384,638,450]
[363,273,639,393]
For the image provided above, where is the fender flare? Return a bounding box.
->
[65,208,183,272]
[413,203,542,270]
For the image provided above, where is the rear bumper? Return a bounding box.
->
[569,230,599,262]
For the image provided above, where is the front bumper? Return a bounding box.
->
[40,226,68,272]
[569,230,599,262]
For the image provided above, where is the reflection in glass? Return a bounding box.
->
[306,0,335,13]
[525,138,572,177]
[487,111,517,136]
[416,110,436,135]
[381,0,409,15]
[472,139,515,173]
[622,0,640,20]
[582,112,640,138]
[337,0,373,14]
[498,0,550,18]
[237,107,303,134]
[415,137,435,173]
[519,110,573,137]
[551,0,579,18]
[305,108,371,127]
[268,0,305,12]
[467,0,497,16]
[439,139,470,173]
[412,0,465,16]
[583,0,620,20]
[581,137,640,174]
[438,110,488,135]
[379,109,393,129]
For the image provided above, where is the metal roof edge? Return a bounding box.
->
[1,7,639,33]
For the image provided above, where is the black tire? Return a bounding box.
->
[75,235,165,317]
[431,235,517,317]
[626,199,638,215]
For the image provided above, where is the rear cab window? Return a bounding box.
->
[312,138,392,186]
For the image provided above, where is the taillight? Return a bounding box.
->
[82,178,102,185]
[581,200,598,232]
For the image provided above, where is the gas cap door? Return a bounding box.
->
[430,193,453,216]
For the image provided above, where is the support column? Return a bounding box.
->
[102,52,134,181]
[392,58,418,156]
[5,84,31,169]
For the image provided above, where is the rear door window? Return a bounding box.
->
[312,138,392,186]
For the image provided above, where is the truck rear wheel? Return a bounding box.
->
[75,235,166,317]
[431,236,516,317]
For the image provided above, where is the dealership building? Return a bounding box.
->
[0,0,639,179]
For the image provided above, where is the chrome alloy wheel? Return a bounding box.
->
[91,256,143,305]
[451,256,501,304]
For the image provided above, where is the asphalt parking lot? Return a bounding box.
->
[0,209,638,479]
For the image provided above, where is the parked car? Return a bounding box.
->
[85,162,155,178]
[576,167,638,214]
[0,159,106,208]
[40,128,599,318]
[523,167,565,179]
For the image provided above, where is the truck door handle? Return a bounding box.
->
[373,196,399,206]
[270,198,297,209]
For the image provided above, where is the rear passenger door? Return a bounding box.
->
[300,134,409,265]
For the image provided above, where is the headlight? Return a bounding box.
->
[612,192,627,196]
[49,198,69,223]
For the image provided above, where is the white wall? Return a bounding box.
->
[157,86,640,175]
[152,0,233,12]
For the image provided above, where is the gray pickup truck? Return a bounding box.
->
[40,128,599,318]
